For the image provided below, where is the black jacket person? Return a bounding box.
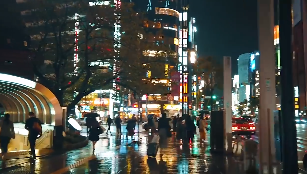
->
[25,112,42,158]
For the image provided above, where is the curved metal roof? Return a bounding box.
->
[0,73,62,126]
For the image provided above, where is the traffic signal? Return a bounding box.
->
[212,95,217,99]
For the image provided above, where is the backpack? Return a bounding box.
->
[33,121,42,133]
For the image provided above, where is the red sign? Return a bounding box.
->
[171,71,180,96]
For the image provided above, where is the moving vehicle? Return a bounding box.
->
[232,117,256,138]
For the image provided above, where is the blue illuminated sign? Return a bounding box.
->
[251,59,255,71]
[250,53,256,71]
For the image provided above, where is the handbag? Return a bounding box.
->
[97,126,103,135]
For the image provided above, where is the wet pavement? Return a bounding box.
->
[0,126,244,174]
[1,123,307,173]
[65,132,241,174]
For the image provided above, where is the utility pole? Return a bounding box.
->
[279,0,298,173]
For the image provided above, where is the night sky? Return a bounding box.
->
[190,0,259,75]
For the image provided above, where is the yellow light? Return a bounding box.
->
[174,38,179,45]
[295,105,299,109]
[165,64,169,77]
[147,70,151,78]
[183,83,187,93]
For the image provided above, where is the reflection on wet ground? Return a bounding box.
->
[2,124,307,173]
[66,134,241,174]
[0,125,244,174]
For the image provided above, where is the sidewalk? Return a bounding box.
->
[67,133,243,174]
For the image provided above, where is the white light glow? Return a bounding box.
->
[294,86,299,97]
[141,104,160,109]
[0,73,36,88]
[190,51,196,64]
[246,85,250,101]
[89,1,110,6]
[68,118,82,131]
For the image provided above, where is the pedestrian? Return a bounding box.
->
[197,114,208,143]
[132,114,137,130]
[0,114,15,160]
[88,119,102,153]
[126,118,135,139]
[185,115,196,144]
[148,115,155,133]
[158,113,171,157]
[172,115,178,132]
[25,112,42,159]
[106,115,113,135]
[176,117,186,141]
[114,115,122,135]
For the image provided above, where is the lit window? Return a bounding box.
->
[24,41,27,46]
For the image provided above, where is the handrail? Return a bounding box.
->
[33,130,51,148]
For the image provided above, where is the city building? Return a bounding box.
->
[238,53,251,102]
[292,0,307,115]
[232,75,239,114]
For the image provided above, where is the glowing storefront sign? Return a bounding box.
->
[141,104,160,109]
[164,104,181,110]
[274,25,279,45]
[294,86,299,97]
[89,1,110,6]
[155,7,179,18]
[174,38,179,45]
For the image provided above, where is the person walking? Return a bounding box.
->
[176,117,185,141]
[185,115,196,144]
[172,115,178,132]
[0,114,15,160]
[126,118,135,139]
[158,113,171,157]
[88,118,102,153]
[197,114,208,143]
[114,115,122,135]
[25,112,42,159]
[106,115,113,135]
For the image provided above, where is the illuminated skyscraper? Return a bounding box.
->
[238,53,251,102]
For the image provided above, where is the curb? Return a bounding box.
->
[50,155,96,174]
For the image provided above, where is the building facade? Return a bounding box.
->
[292,0,307,114]
[238,53,251,102]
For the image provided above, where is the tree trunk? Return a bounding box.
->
[54,89,64,106]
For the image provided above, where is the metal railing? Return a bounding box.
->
[33,130,52,148]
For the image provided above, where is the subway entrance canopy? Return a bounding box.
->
[0,73,62,126]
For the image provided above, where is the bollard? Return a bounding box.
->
[243,139,258,173]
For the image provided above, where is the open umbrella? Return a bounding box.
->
[84,113,99,118]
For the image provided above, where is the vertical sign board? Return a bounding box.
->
[223,56,232,153]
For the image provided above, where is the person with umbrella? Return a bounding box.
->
[85,112,100,136]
